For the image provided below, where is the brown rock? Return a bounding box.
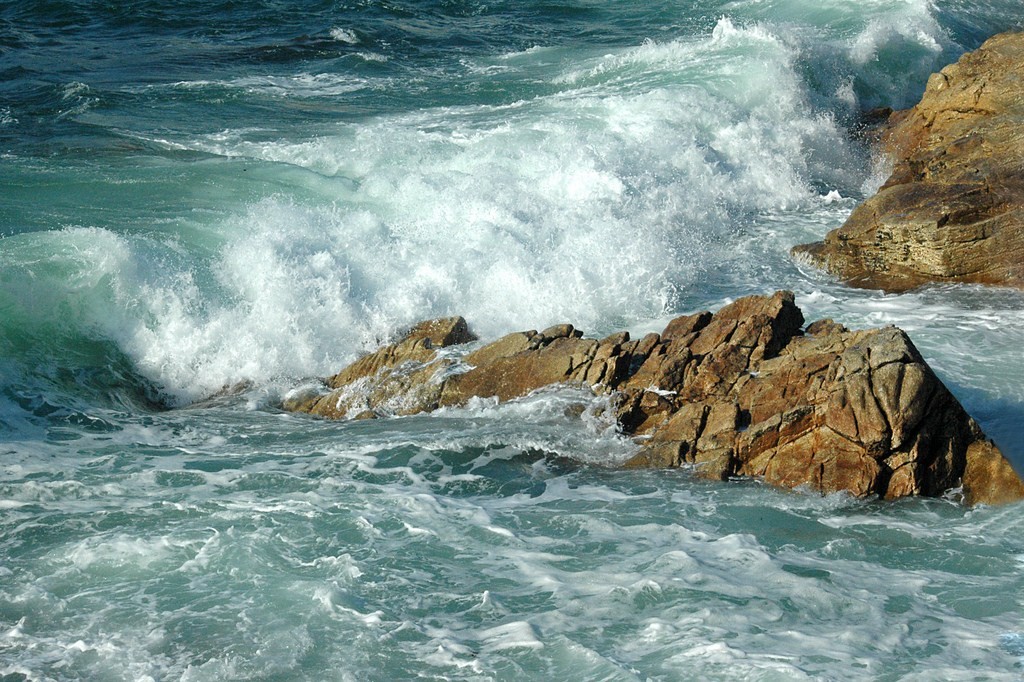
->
[440,335,599,405]
[463,330,537,368]
[326,316,475,390]
[300,316,475,418]
[963,439,1024,506]
[285,294,1024,505]
[793,32,1024,291]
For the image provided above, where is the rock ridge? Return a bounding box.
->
[284,292,1024,506]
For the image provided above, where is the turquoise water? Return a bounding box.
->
[3,1,1024,679]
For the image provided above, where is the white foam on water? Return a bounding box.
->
[428,385,632,461]
[4,417,1024,680]
[55,81,98,120]
[130,72,384,99]
[849,12,944,65]
[96,19,863,402]
[7,3,1024,680]
[63,534,177,572]
[353,51,388,63]
[228,73,374,98]
[329,26,359,45]
[2,219,362,403]
[498,45,552,60]
[477,621,544,651]
[722,0,961,114]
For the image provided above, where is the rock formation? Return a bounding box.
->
[793,32,1024,291]
[285,292,1024,506]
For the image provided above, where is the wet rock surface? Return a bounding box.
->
[285,292,1024,505]
[793,32,1024,292]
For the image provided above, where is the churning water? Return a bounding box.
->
[3,1,1024,679]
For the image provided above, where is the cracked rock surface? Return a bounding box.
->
[793,32,1024,291]
[284,292,1024,506]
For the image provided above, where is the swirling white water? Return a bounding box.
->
[2,1,1024,679]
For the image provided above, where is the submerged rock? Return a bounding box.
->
[793,32,1024,291]
[285,292,1024,506]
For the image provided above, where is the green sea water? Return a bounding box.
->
[3,1,1024,679]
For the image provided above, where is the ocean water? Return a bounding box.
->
[3,1,1024,679]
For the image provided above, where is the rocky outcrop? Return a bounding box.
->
[283,317,476,419]
[285,292,1024,506]
[793,32,1024,291]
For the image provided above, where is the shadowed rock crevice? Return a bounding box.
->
[284,292,1024,506]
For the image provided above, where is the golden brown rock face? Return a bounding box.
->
[793,32,1024,291]
[281,317,476,418]
[285,293,1024,505]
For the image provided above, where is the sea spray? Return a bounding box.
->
[3,0,1024,679]
[15,16,869,401]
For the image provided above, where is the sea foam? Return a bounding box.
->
[102,20,860,402]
